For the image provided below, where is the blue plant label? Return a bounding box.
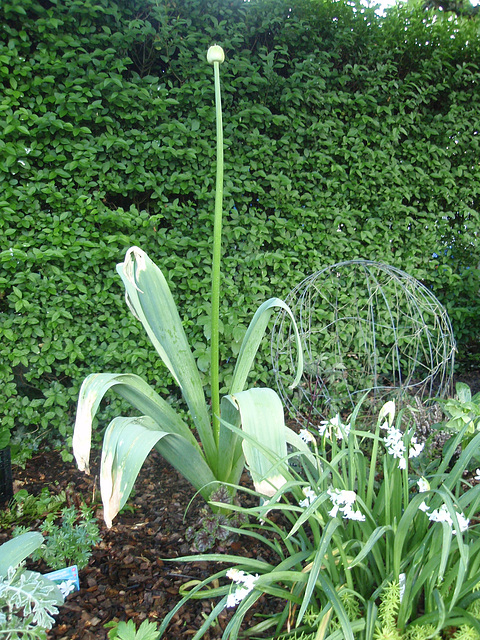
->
[44,565,80,599]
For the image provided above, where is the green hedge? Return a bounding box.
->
[1,0,479,453]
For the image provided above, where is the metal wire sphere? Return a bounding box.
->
[271,260,456,426]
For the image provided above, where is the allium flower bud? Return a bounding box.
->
[207,45,225,64]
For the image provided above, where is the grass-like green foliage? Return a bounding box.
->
[157,401,480,640]
[72,46,309,527]
[2,0,480,455]
[0,532,64,639]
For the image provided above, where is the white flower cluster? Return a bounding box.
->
[299,429,314,444]
[318,415,350,440]
[381,423,424,469]
[299,486,317,508]
[417,477,431,512]
[417,479,469,535]
[427,504,469,535]
[327,487,365,521]
[298,486,365,521]
[225,568,258,608]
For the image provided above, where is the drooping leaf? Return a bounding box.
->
[117,247,215,466]
[72,372,199,474]
[230,297,303,394]
[284,426,318,472]
[224,388,289,497]
[100,415,217,527]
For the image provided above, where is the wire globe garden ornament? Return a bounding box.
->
[271,260,456,427]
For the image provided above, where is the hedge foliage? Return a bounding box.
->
[1,0,479,453]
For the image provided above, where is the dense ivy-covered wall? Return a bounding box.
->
[1,0,479,453]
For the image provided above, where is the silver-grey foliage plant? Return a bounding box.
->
[0,532,64,640]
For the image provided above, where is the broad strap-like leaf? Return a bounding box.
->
[230,297,303,394]
[117,247,214,465]
[100,415,217,527]
[73,372,199,474]
[224,388,289,497]
[455,382,472,404]
[0,532,44,576]
[217,395,244,485]
[393,492,433,578]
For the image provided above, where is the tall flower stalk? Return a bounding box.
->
[208,44,225,445]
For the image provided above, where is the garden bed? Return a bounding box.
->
[1,369,479,639]
[2,449,281,640]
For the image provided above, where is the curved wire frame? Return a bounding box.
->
[271,260,456,427]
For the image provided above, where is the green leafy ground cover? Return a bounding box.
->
[1,0,479,454]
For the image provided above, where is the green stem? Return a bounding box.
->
[211,59,224,445]
[332,531,355,591]
[366,422,381,512]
